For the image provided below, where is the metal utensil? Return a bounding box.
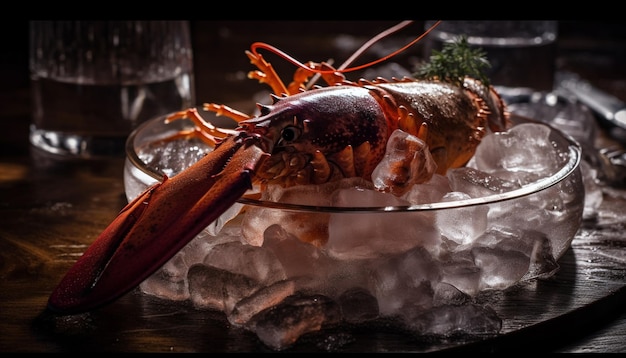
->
[556,70,626,144]
[596,146,626,186]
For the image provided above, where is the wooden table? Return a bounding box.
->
[1,21,626,353]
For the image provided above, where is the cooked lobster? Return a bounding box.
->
[47,21,510,314]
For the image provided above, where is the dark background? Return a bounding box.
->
[1,20,626,353]
[2,21,625,156]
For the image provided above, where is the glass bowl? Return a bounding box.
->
[124,106,585,347]
[125,109,584,257]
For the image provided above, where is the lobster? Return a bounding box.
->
[47,21,510,315]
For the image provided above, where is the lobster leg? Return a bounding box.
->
[48,134,269,315]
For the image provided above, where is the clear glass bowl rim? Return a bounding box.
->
[125,112,582,214]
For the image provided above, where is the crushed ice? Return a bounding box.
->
[131,93,602,350]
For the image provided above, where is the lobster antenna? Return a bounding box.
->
[305,21,417,89]
[337,20,415,71]
[250,20,442,75]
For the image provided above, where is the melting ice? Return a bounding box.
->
[134,118,593,350]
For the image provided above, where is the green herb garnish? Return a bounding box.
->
[415,35,491,88]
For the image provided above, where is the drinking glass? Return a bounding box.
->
[29,21,196,158]
[422,21,558,91]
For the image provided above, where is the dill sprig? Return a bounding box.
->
[415,35,491,88]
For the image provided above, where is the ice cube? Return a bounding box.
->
[229,279,297,325]
[203,241,286,285]
[261,224,331,280]
[435,191,489,245]
[247,293,342,351]
[432,282,471,307]
[326,185,441,260]
[472,246,530,290]
[187,264,259,313]
[139,138,212,178]
[337,287,380,323]
[406,303,502,336]
[327,210,440,260]
[507,92,597,158]
[439,257,482,296]
[467,227,538,289]
[470,123,560,184]
[241,178,372,247]
[370,247,441,316]
[371,129,437,196]
[139,251,189,301]
[402,173,452,205]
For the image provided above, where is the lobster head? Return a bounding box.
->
[241,85,391,187]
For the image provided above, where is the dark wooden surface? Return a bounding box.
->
[1,21,626,353]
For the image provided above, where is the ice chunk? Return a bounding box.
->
[507,92,597,161]
[435,191,489,246]
[370,247,441,316]
[467,227,558,289]
[203,241,286,285]
[326,186,441,260]
[432,282,471,307]
[247,293,342,351]
[187,264,259,313]
[371,129,437,196]
[472,246,530,290]
[204,202,245,236]
[243,207,331,248]
[484,170,584,260]
[439,257,482,296]
[138,230,243,301]
[327,210,440,260]
[229,279,297,325]
[241,178,373,247]
[337,287,380,323]
[139,137,212,178]
[470,123,560,184]
[261,224,331,280]
[523,232,560,280]
[139,251,189,301]
[402,173,452,205]
[406,303,502,336]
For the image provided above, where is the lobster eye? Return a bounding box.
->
[280,126,301,142]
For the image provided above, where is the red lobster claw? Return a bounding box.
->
[48,134,268,314]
